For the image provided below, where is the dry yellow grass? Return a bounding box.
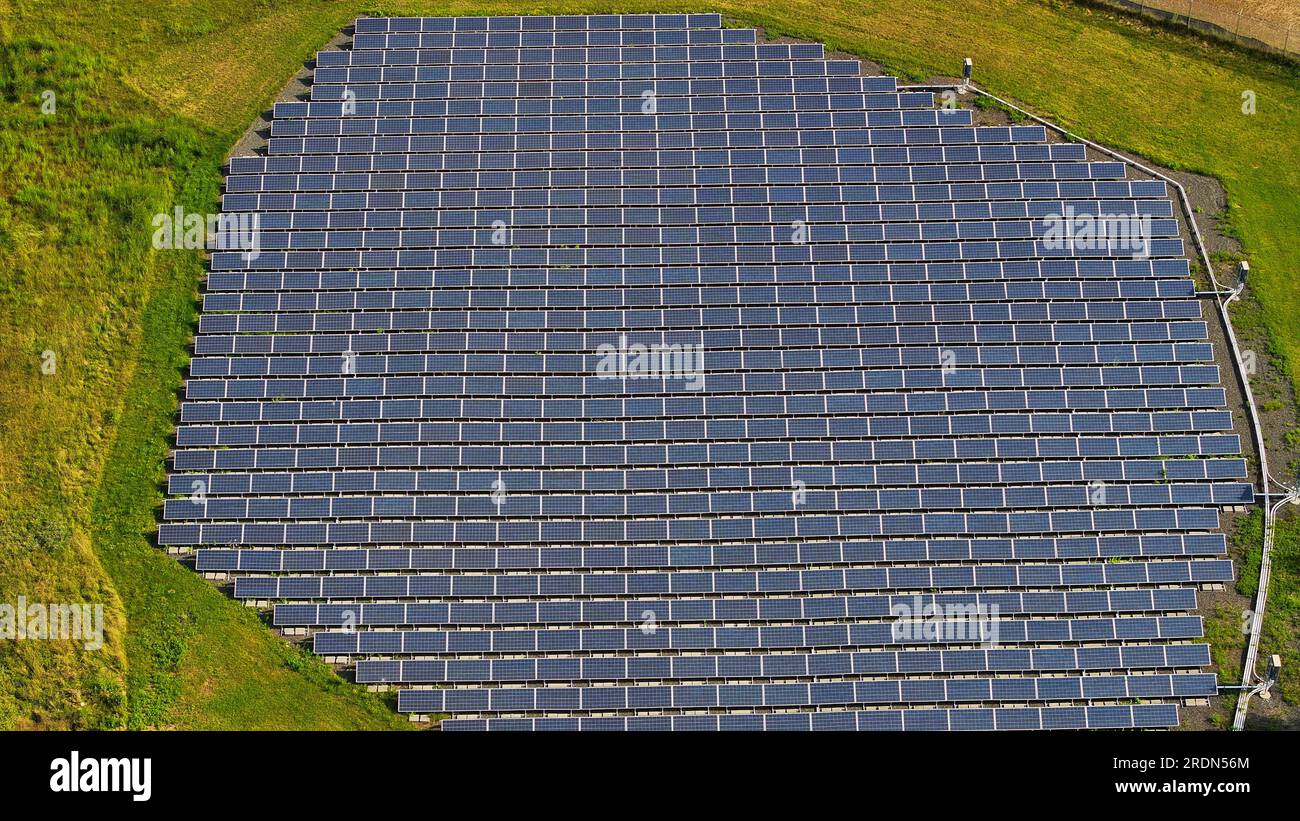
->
[123,5,350,132]
[1119,0,1300,51]
[1193,0,1300,31]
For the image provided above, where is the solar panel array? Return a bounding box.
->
[162,14,1250,730]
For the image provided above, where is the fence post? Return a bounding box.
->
[1185,0,1193,29]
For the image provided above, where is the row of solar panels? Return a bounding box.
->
[177,397,1230,429]
[352,14,727,33]
[183,388,1223,418]
[181,384,1220,412]
[174,410,1235,443]
[158,507,1228,547]
[352,29,760,50]
[192,322,1206,350]
[177,537,1245,570]
[199,317,1195,344]
[315,79,908,103]
[193,329,1211,361]
[311,58,867,83]
[173,427,1241,466]
[222,207,1170,239]
[305,615,1206,651]
[198,278,1197,311]
[264,125,1071,155]
[192,374,1216,400]
[194,314,1209,346]
[203,260,1194,294]
[175,469,1244,509]
[434,705,1184,731]
[209,228,1177,258]
[216,209,1175,245]
[388,673,1220,713]
[259,313,1149,344]
[195,531,1231,571]
[223,178,1136,209]
[322,61,867,87]
[220,181,1172,217]
[234,273,1206,303]
[174,422,1238,453]
[301,73,915,103]
[274,93,935,121]
[333,44,832,65]
[221,205,1149,237]
[222,206,1143,239]
[274,587,1206,625]
[230,264,1189,294]
[270,112,1030,141]
[307,76,902,102]
[176,439,1240,473]
[210,246,1191,274]
[207,243,1185,274]
[180,366,1227,394]
[172,438,1244,477]
[172,401,1240,435]
[197,276,1198,303]
[260,111,997,144]
[214,212,1172,245]
[226,167,1127,200]
[351,643,1213,681]
[171,455,1246,491]
[174,401,1240,433]
[233,558,1235,599]
[186,348,1211,378]
[205,246,1185,269]
[165,480,1253,518]
[308,78,923,109]
[171,470,1243,510]
[178,406,1229,434]
[269,589,1213,623]
[351,28,758,48]
[229,144,1088,175]
[265,107,972,137]
[296,92,933,118]
[269,116,1027,144]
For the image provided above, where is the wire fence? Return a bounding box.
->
[1088,0,1299,58]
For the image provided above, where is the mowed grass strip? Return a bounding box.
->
[1,0,1296,728]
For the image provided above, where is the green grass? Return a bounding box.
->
[1205,509,1300,727]
[1,0,1297,728]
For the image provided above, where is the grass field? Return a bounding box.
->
[1,0,1297,729]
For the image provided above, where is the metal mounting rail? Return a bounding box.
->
[900,79,1295,730]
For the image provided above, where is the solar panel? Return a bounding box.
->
[163,15,1249,730]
